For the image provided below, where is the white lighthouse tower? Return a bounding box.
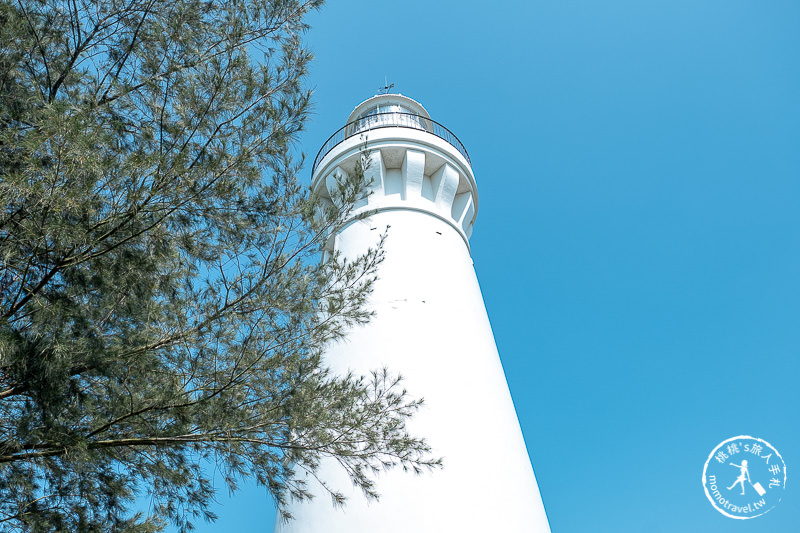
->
[274,94,551,532]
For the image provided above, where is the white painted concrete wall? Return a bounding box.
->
[273,96,551,532]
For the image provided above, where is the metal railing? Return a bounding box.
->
[311,112,471,176]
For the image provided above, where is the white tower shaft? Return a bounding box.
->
[274,95,551,533]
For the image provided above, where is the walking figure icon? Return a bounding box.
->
[727,460,750,495]
[727,460,767,497]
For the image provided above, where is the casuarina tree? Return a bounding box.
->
[0,0,438,530]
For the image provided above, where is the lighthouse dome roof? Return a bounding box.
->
[346,93,431,124]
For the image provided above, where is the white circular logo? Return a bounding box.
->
[702,435,787,519]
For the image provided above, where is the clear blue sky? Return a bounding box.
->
[178,1,800,531]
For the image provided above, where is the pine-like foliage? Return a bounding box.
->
[0,1,438,530]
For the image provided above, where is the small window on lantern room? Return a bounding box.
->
[357,104,415,120]
[358,106,379,119]
[352,103,428,134]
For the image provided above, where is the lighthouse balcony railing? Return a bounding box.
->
[312,112,470,176]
